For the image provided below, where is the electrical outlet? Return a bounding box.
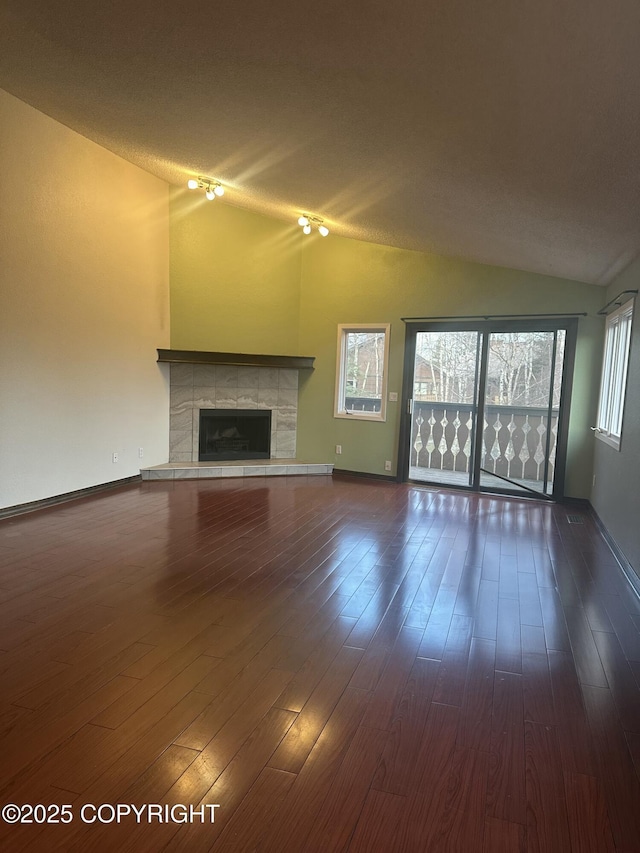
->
[138,447,144,459]
[388,391,398,402]
[384,460,392,471]
[335,445,342,454]
[112,452,118,463]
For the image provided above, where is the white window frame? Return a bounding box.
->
[334,324,391,422]
[595,297,634,450]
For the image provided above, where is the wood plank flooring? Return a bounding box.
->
[0,474,639,852]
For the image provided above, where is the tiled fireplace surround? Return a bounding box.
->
[169,362,299,462]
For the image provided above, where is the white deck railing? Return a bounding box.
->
[412,402,558,484]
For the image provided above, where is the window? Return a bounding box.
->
[335,324,390,421]
[596,297,634,449]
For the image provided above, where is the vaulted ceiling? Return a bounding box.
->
[2,0,639,285]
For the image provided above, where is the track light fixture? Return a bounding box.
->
[297,214,329,237]
[187,177,225,200]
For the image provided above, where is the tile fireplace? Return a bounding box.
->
[168,362,299,462]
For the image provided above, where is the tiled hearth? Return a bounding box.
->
[141,459,333,480]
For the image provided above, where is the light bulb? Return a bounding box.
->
[214,184,224,196]
[318,225,329,237]
[187,179,198,189]
[205,189,215,200]
[298,216,309,227]
[303,224,312,235]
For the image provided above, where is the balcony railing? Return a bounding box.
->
[345,395,382,413]
[411,402,558,484]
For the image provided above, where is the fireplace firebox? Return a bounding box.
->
[198,409,272,461]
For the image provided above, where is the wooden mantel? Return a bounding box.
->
[157,349,315,369]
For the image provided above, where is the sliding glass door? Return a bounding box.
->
[408,330,481,488]
[400,319,577,500]
[478,330,565,497]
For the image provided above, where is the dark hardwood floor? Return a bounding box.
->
[1,474,639,852]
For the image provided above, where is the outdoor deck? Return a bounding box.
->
[409,466,553,497]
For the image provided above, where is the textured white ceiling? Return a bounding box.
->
[2,0,639,284]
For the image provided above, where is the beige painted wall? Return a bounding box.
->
[170,190,302,354]
[0,89,170,509]
[592,260,640,578]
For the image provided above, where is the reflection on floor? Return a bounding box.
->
[0,474,638,850]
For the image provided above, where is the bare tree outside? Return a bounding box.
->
[415,332,478,402]
[414,330,565,407]
[346,331,386,398]
[486,331,564,407]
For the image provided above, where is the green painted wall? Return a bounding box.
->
[296,235,604,498]
[170,190,302,354]
[170,200,604,498]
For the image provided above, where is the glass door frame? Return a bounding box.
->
[397,317,579,501]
